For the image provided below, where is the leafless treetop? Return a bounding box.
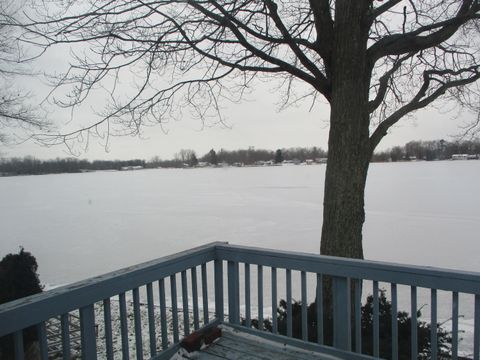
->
[11,0,480,148]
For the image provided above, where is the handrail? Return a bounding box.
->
[215,243,480,293]
[215,243,480,359]
[0,242,219,337]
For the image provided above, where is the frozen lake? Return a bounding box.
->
[1,160,479,285]
[1,160,479,353]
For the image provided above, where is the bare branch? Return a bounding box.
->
[308,0,333,75]
[370,0,403,19]
[5,0,479,152]
[368,52,415,113]
[0,2,48,144]
[370,65,480,149]
[369,0,479,63]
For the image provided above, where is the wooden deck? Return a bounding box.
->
[171,325,345,360]
[2,242,479,360]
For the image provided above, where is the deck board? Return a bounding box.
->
[172,326,343,360]
[218,333,323,360]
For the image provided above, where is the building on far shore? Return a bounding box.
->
[451,154,468,160]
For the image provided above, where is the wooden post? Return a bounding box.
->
[227,261,240,324]
[214,259,224,321]
[332,276,350,350]
[79,304,97,360]
[13,330,24,360]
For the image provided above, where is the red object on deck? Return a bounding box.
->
[180,326,222,352]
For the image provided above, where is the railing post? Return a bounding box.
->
[61,313,72,360]
[258,265,264,330]
[332,276,350,351]
[37,322,48,360]
[214,259,224,321]
[474,294,479,360]
[79,304,97,360]
[227,261,240,324]
[13,330,24,360]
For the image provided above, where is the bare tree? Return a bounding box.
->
[16,0,480,258]
[0,0,47,145]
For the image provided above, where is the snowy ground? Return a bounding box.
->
[50,299,205,360]
[48,298,474,359]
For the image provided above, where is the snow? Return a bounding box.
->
[1,162,479,357]
[54,299,210,359]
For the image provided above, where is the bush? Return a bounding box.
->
[0,248,43,358]
[360,290,451,359]
[246,289,451,359]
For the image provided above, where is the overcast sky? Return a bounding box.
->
[3,100,471,162]
[2,39,475,161]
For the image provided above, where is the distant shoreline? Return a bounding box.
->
[1,156,479,178]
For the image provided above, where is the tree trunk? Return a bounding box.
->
[320,0,373,260]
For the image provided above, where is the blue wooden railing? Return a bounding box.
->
[1,242,479,359]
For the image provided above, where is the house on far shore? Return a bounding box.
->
[315,158,328,164]
[120,165,144,171]
[451,154,469,160]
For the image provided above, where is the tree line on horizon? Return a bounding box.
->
[371,139,480,162]
[1,139,479,176]
[149,146,328,168]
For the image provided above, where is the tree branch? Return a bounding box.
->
[370,65,480,149]
[368,0,479,63]
[369,0,403,19]
[184,0,326,94]
[308,0,333,76]
[368,52,415,113]
[262,0,330,98]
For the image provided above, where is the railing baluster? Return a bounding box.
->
[191,267,200,330]
[431,289,437,360]
[227,261,240,324]
[333,276,351,350]
[287,268,292,338]
[14,330,24,360]
[201,263,209,325]
[316,274,323,345]
[452,292,459,360]
[355,279,362,354]
[119,292,130,360]
[103,299,114,360]
[391,283,398,360]
[80,304,97,360]
[214,259,224,321]
[271,267,278,334]
[474,294,480,360]
[171,274,179,343]
[60,314,71,360]
[158,278,168,350]
[258,265,264,331]
[411,286,418,360]
[181,270,190,336]
[146,283,157,357]
[245,263,251,328]
[37,322,48,360]
[133,287,144,360]
[301,271,307,341]
[373,280,379,357]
